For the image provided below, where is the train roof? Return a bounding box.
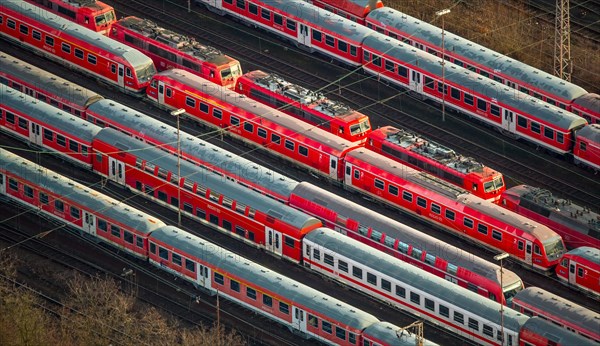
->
[577,124,600,142]
[290,182,523,287]
[115,17,233,65]
[0,148,165,234]
[150,226,380,330]
[265,0,373,43]
[157,69,357,155]
[573,93,600,112]
[362,33,588,130]
[503,185,600,237]
[367,7,588,102]
[362,322,439,346]
[522,317,596,345]
[2,1,152,71]
[0,52,103,109]
[56,0,108,11]
[0,86,101,141]
[94,128,318,230]
[513,287,600,334]
[304,228,529,330]
[86,99,299,199]
[565,246,600,263]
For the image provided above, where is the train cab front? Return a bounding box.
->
[92,8,116,35]
[343,115,372,144]
[219,62,242,90]
[476,170,505,203]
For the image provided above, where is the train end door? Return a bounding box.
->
[329,156,339,180]
[266,227,283,256]
[197,263,212,291]
[117,64,125,88]
[298,24,311,48]
[108,157,126,185]
[82,211,96,237]
[502,110,515,133]
[0,172,5,195]
[29,122,42,146]
[409,70,422,94]
[293,307,308,334]
[157,81,165,105]
[525,241,532,265]
[568,261,576,284]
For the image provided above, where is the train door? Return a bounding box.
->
[410,70,422,94]
[266,227,282,256]
[29,123,42,146]
[82,211,96,237]
[329,156,338,180]
[117,64,125,88]
[197,263,211,290]
[293,307,307,334]
[157,81,165,105]
[502,109,515,133]
[525,241,532,265]
[569,261,576,284]
[108,157,125,185]
[0,172,5,195]
[298,24,311,48]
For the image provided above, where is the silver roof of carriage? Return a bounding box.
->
[0,85,101,142]
[87,99,299,199]
[368,7,588,102]
[566,246,600,264]
[0,52,103,109]
[0,148,165,234]
[362,32,587,130]
[305,228,529,330]
[95,128,318,230]
[363,322,439,346]
[150,226,380,330]
[2,0,153,70]
[577,124,600,142]
[522,317,596,345]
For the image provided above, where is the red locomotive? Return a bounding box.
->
[574,124,600,172]
[500,185,600,249]
[24,0,116,35]
[555,247,600,297]
[235,70,371,143]
[109,17,242,89]
[367,126,505,202]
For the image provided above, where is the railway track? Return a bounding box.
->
[107,0,600,209]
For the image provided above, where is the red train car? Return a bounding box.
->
[555,247,600,296]
[518,317,595,346]
[109,17,242,89]
[343,149,566,272]
[235,70,371,143]
[309,0,383,24]
[25,0,116,35]
[367,126,505,201]
[0,1,156,95]
[500,185,600,249]
[572,93,600,125]
[146,69,359,181]
[574,124,600,172]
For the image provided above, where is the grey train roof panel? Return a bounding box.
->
[290,182,521,285]
[577,124,600,142]
[363,322,439,346]
[566,246,600,263]
[573,93,600,111]
[0,86,101,142]
[266,0,373,42]
[2,0,153,70]
[0,52,104,109]
[514,287,600,334]
[367,8,588,101]
[150,226,380,330]
[0,148,165,234]
[522,317,596,345]
[305,228,529,330]
[94,128,318,230]
[362,32,587,130]
[86,99,299,198]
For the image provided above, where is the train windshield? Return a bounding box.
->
[544,237,566,261]
[503,280,523,305]
[483,176,505,192]
[137,63,157,82]
[350,119,371,135]
[95,10,116,26]
[221,64,242,81]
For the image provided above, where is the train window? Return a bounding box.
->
[518,240,524,251]
[363,50,370,62]
[322,321,332,334]
[425,298,435,311]
[213,109,222,119]
[227,116,240,127]
[262,294,273,308]
[54,199,64,212]
[5,111,14,124]
[278,301,289,315]
[312,30,322,42]
[417,197,427,208]
[123,231,134,245]
[580,141,587,151]
[402,191,413,203]
[490,104,500,117]
[396,285,406,298]
[61,43,71,54]
[136,237,143,249]
[477,224,488,235]
[557,133,564,144]
[170,197,179,208]
[7,19,16,30]
[185,259,195,272]
[325,35,335,47]
[410,292,420,305]
[257,128,267,139]
[398,65,408,78]
[69,141,79,154]
[374,179,384,190]
[372,55,381,67]
[352,266,363,280]
[56,134,66,147]
[224,0,232,3]
[454,312,464,324]
[248,3,258,15]
[468,318,479,331]
[286,19,296,31]
[97,219,107,233]
[381,279,391,292]
[338,260,348,273]
[464,93,474,106]
[324,254,334,266]
[308,314,318,328]
[398,242,408,254]
[298,145,308,157]
[353,169,360,179]
[445,209,455,220]
[446,263,458,275]
[313,248,320,260]
[158,247,169,261]
[544,127,554,139]
[438,82,448,95]
[39,192,48,205]
[0,16,2,25]
[213,272,224,285]
[388,185,399,196]
[18,118,28,130]
[483,325,494,337]
[22,185,33,199]
[243,286,257,301]
[517,115,527,128]
[274,13,283,26]
[243,122,254,133]
[438,304,450,318]
[463,217,473,229]
[74,48,84,60]
[261,8,271,21]
[477,99,487,112]
[284,236,294,249]
[183,203,193,214]
[367,272,377,285]
[411,248,422,260]
[110,64,116,74]
[284,139,294,151]
[335,327,346,341]
[338,40,348,53]
[578,267,584,277]
[425,254,436,265]
[492,230,502,241]
[111,226,121,238]
[18,24,28,35]
[519,86,529,94]
[533,244,541,255]
[195,102,208,114]
[157,191,167,202]
[431,203,441,214]
[424,77,434,89]
[530,121,540,134]
[229,279,240,292]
